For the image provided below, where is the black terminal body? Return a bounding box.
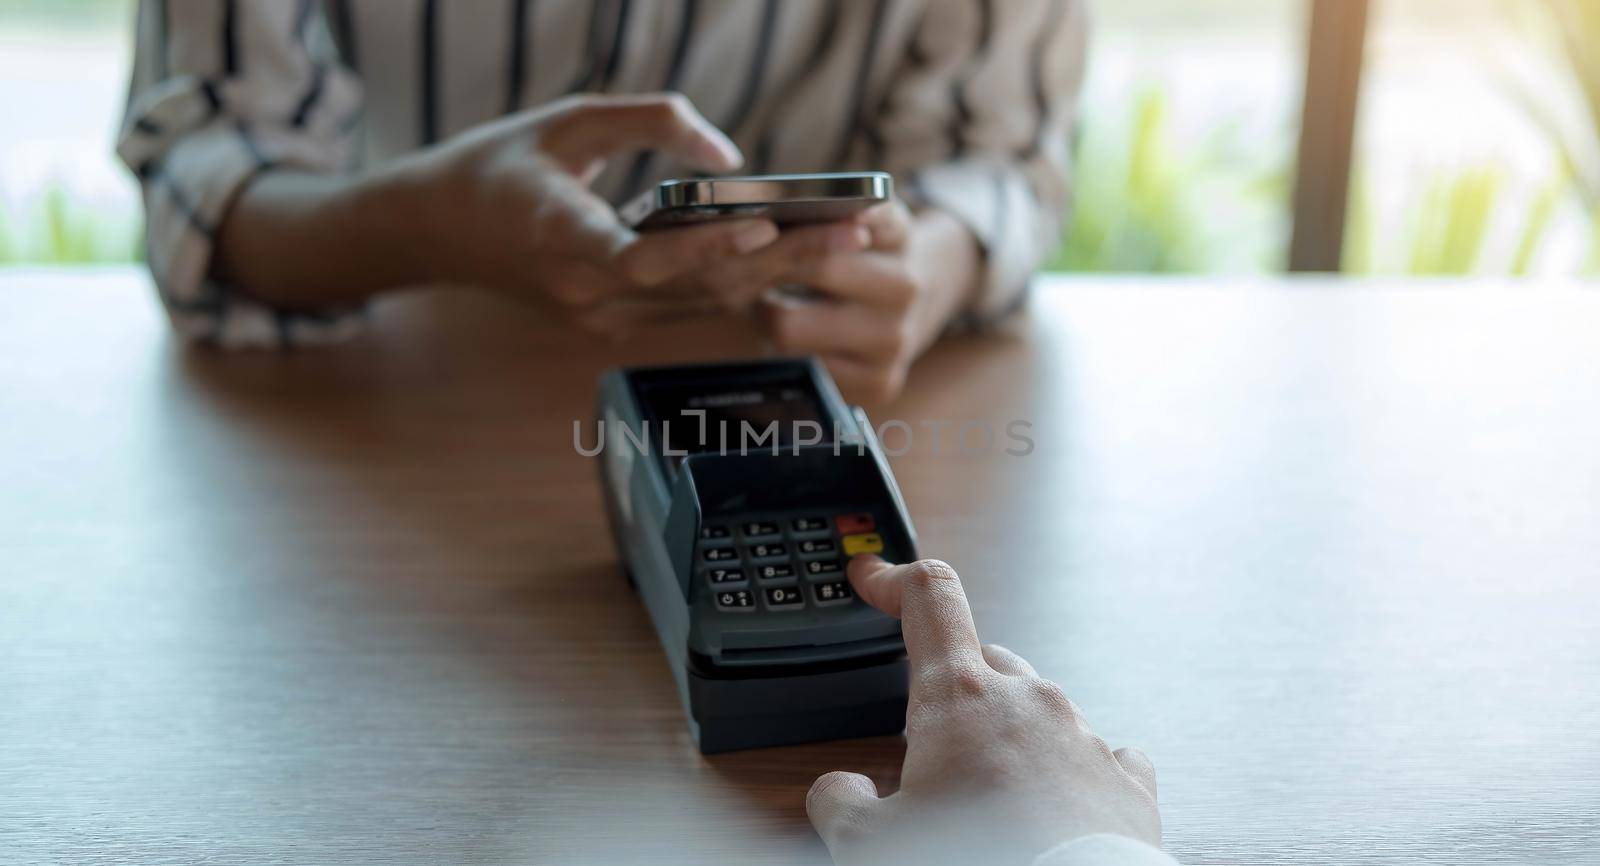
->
[594,358,916,753]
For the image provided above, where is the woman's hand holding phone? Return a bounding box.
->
[408,95,912,344]
[389,92,797,336]
[217,90,981,374]
[215,92,809,320]
[621,171,984,401]
[407,90,978,373]
[380,88,982,381]
[754,202,983,402]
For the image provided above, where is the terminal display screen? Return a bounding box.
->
[635,366,833,461]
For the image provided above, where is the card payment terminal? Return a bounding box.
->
[595,359,915,753]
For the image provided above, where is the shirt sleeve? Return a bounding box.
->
[1034,834,1181,866]
[870,0,1089,324]
[117,0,366,348]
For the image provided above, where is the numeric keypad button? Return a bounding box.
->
[706,568,746,586]
[702,546,738,564]
[715,590,755,611]
[805,558,844,576]
[756,563,796,581]
[741,520,781,538]
[747,542,788,560]
[792,516,829,533]
[764,586,804,609]
[796,537,836,555]
[700,525,731,540]
[812,581,853,605]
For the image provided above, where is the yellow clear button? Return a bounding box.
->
[841,532,884,556]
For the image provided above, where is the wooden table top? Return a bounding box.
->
[2,269,1597,865]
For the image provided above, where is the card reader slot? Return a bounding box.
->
[719,612,900,651]
[713,635,906,668]
[695,638,907,676]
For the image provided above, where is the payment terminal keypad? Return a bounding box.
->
[700,511,887,613]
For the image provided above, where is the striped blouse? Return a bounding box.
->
[117,0,1088,348]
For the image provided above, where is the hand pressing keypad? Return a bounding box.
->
[699,511,885,613]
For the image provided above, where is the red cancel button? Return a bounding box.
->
[834,512,876,535]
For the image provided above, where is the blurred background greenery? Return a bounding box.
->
[0,0,1596,275]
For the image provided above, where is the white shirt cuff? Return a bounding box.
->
[1033,834,1179,866]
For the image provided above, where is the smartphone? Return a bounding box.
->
[622,171,892,230]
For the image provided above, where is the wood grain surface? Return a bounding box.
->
[2,270,1597,865]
